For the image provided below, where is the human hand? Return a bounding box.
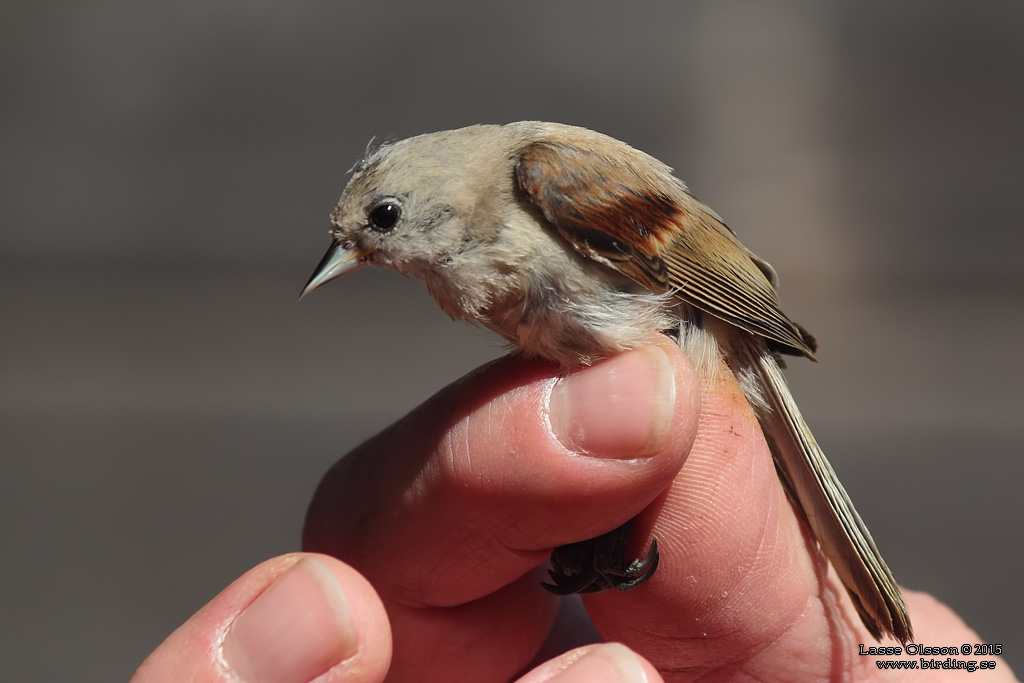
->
[301,337,1012,681]
[133,338,1013,682]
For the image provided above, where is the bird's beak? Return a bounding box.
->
[299,242,368,299]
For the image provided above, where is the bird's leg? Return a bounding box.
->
[541,520,659,595]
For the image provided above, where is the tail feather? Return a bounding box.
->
[730,337,912,643]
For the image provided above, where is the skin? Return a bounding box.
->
[131,340,1013,682]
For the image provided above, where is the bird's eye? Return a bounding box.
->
[368,202,401,232]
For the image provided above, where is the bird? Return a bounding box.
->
[300,121,912,644]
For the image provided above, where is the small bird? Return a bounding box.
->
[301,121,912,643]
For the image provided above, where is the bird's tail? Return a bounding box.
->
[728,335,913,644]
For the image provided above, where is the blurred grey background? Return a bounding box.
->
[2,0,1022,679]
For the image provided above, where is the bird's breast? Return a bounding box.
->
[479,271,676,367]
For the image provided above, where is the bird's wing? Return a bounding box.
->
[514,137,815,358]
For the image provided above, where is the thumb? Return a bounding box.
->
[130,553,391,683]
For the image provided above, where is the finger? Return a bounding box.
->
[131,553,390,683]
[303,337,701,679]
[581,359,880,679]
[304,338,700,602]
[516,643,665,683]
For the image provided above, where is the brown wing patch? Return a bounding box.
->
[516,140,682,290]
[515,134,816,358]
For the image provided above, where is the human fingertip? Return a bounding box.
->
[547,643,659,683]
[221,556,358,683]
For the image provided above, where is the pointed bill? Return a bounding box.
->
[300,242,368,299]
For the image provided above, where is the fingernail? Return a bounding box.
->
[550,346,675,459]
[550,643,652,683]
[222,557,358,683]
